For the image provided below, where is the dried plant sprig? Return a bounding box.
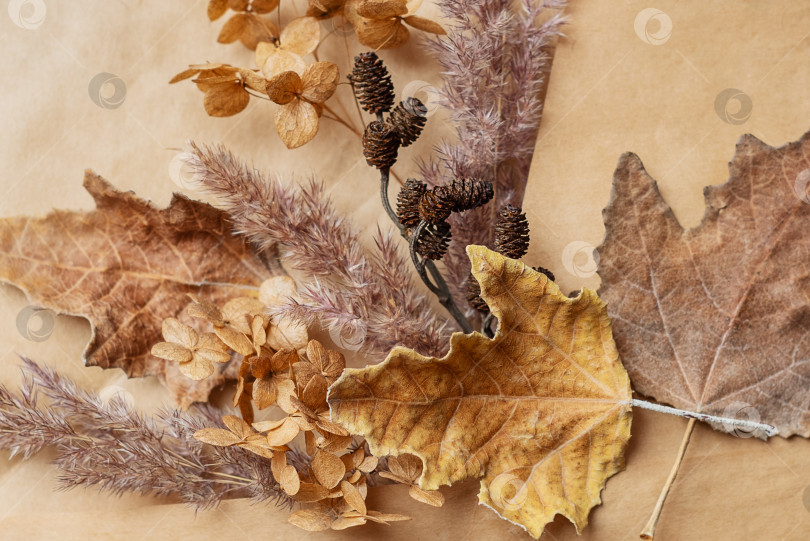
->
[419,0,567,314]
[0,357,290,509]
[184,142,451,357]
[349,50,475,334]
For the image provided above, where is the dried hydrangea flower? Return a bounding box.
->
[293,340,345,388]
[350,0,445,49]
[187,294,255,355]
[266,62,340,149]
[379,454,444,507]
[256,16,320,78]
[151,318,230,380]
[215,0,279,50]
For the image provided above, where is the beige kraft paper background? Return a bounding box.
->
[0,0,809,539]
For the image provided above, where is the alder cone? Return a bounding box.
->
[396,178,427,228]
[348,51,395,114]
[447,177,494,212]
[414,221,451,260]
[362,120,399,169]
[465,272,488,313]
[598,132,810,437]
[418,186,454,224]
[494,204,530,259]
[532,265,555,282]
[388,98,427,147]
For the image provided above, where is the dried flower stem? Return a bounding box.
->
[379,165,473,333]
[380,168,401,226]
[631,399,777,539]
[629,399,777,435]
[322,103,362,137]
[407,220,473,334]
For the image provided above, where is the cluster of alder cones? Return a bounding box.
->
[347,52,554,318]
[151,276,444,531]
[394,177,551,315]
[350,52,430,169]
[171,0,445,148]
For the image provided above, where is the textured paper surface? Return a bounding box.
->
[1,0,809,539]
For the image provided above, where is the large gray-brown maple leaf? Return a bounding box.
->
[598,131,810,437]
[0,172,276,406]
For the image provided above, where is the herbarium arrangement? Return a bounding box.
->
[2,0,810,540]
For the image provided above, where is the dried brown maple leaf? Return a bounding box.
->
[329,245,632,538]
[0,172,274,406]
[598,132,810,438]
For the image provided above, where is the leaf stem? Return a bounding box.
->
[632,398,777,538]
[639,418,695,540]
[629,399,777,436]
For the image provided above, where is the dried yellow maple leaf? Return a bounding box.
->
[328,245,633,538]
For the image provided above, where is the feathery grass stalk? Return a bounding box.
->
[0,357,292,508]
[185,143,453,358]
[420,0,567,315]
